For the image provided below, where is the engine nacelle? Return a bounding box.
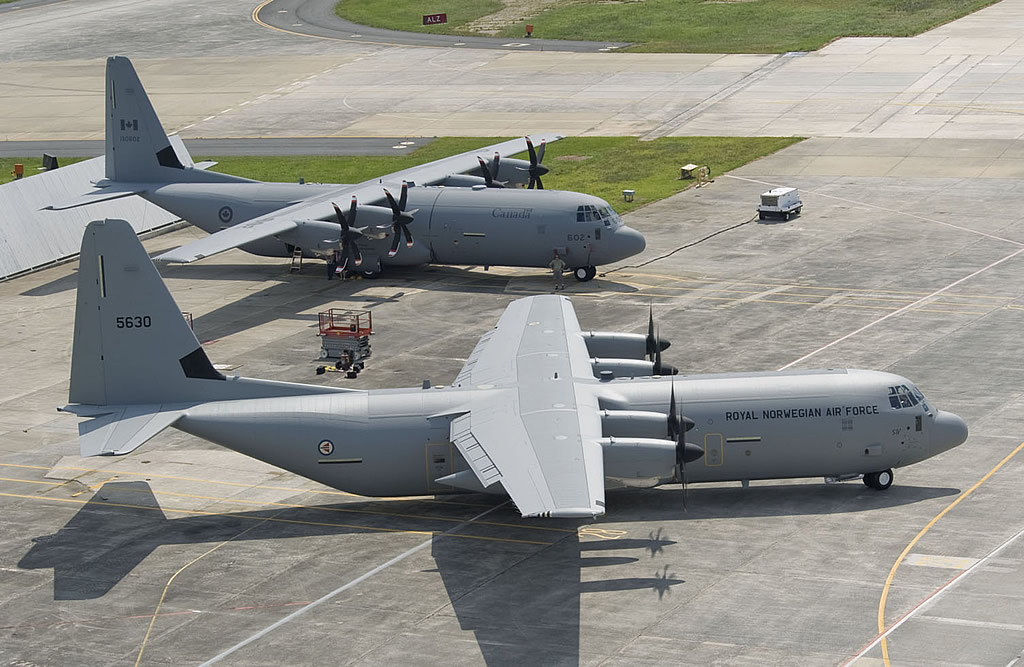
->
[601,409,670,439]
[600,437,676,488]
[591,358,677,378]
[581,332,647,359]
[581,331,671,360]
[440,174,489,188]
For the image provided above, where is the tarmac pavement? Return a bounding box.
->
[0,1,1023,665]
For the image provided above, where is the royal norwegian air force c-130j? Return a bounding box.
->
[48,56,645,281]
[64,219,968,518]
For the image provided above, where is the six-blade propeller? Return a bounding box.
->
[331,197,363,268]
[519,137,550,189]
[382,182,419,257]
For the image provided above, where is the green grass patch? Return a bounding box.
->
[202,136,802,214]
[0,138,800,211]
[336,0,997,53]
[0,157,87,186]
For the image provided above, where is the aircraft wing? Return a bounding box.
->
[155,134,563,264]
[450,295,605,518]
[382,134,564,187]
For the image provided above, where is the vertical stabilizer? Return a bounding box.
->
[105,56,186,182]
[69,219,350,409]
[70,219,223,405]
[104,56,248,185]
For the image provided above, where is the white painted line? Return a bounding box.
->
[917,615,1024,632]
[200,501,509,665]
[779,246,1024,370]
[846,523,1024,664]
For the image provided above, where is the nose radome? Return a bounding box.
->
[617,227,646,258]
[933,410,968,453]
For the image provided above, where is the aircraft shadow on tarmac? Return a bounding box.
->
[19,479,958,665]
[162,264,637,342]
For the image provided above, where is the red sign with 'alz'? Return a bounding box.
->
[423,13,447,25]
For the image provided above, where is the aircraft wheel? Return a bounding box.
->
[863,469,894,490]
[574,266,596,282]
[360,270,378,279]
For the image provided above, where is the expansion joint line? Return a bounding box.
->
[134,510,286,666]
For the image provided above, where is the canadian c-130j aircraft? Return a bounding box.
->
[63,219,969,518]
[49,56,645,281]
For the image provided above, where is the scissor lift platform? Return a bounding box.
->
[318,309,373,364]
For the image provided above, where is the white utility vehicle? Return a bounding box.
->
[758,187,802,221]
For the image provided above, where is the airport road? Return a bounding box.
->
[255,0,631,53]
[2,0,1024,140]
[2,137,1024,664]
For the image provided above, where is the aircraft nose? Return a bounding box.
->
[614,226,646,260]
[932,410,968,453]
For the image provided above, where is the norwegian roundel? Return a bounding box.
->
[318,439,334,456]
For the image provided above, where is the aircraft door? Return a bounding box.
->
[563,229,595,269]
[425,443,453,491]
[704,433,724,466]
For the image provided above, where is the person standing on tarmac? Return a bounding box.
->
[548,251,566,291]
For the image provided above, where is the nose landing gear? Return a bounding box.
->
[573,266,597,282]
[863,468,894,490]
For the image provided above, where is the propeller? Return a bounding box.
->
[331,198,363,268]
[476,153,505,188]
[652,326,678,376]
[668,381,702,510]
[381,182,419,258]
[518,137,549,189]
[646,304,671,361]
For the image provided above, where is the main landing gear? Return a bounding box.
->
[573,266,597,282]
[863,468,894,490]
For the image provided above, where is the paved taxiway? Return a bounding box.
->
[1,0,1024,664]
[3,138,1024,664]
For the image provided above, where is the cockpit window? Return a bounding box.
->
[577,204,622,227]
[888,384,920,409]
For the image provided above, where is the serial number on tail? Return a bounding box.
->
[116,315,151,328]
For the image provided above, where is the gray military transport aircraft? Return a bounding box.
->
[48,56,645,281]
[62,219,969,518]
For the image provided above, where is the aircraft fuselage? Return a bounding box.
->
[142,182,646,272]
[173,368,966,498]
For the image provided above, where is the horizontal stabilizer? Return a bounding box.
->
[71,405,184,456]
[44,186,143,211]
[156,216,299,263]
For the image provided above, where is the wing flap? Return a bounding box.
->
[449,295,606,518]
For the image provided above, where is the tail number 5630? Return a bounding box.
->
[116,315,152,328]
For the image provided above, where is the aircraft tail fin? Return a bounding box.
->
[104,56,248,185]
[67,219,354,457]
